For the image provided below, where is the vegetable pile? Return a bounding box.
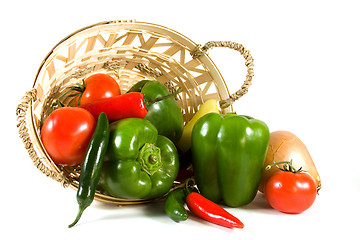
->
[39,73,321,228]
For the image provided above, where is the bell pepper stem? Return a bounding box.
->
[184,177,197,196]
[146,88,182,107]
[138,143,162,175]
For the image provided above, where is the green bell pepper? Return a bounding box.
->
[101,118,179,199]
[127,80,184,144]
[191,113,270,207]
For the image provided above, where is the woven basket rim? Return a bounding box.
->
[32,20,226,90]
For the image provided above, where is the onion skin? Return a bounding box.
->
[259,131,321,193]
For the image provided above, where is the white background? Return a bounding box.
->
[2,0,359,239]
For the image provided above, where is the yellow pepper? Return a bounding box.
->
[177,99,220,154]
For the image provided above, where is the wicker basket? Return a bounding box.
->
[16,20,254,205]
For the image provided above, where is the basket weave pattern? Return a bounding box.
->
[16,20,254,204]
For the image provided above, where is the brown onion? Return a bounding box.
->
[259,130,321,193]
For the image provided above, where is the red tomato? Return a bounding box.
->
[41,107,96,166]
[75,73,120,105]
[264,171,317,214]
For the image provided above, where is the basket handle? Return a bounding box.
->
[16,89,70,187]
[191,41,254,109]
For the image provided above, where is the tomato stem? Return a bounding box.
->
[265,160,306,173]
[48,80,86,113]
[65,79,86,106]
[58,80,86,102]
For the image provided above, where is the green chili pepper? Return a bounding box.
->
[101,118,179,199]
[192,113,270,207]
[164,178,197,222]
[164,188,188,222]
[68,112,110,228]
[128,80,184,144]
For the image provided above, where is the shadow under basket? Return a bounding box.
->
[16,20,254,205]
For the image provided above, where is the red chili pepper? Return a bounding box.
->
[186,192,244,229]
[80,92,147,122]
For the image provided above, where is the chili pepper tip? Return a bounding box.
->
[68,207,85,228]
